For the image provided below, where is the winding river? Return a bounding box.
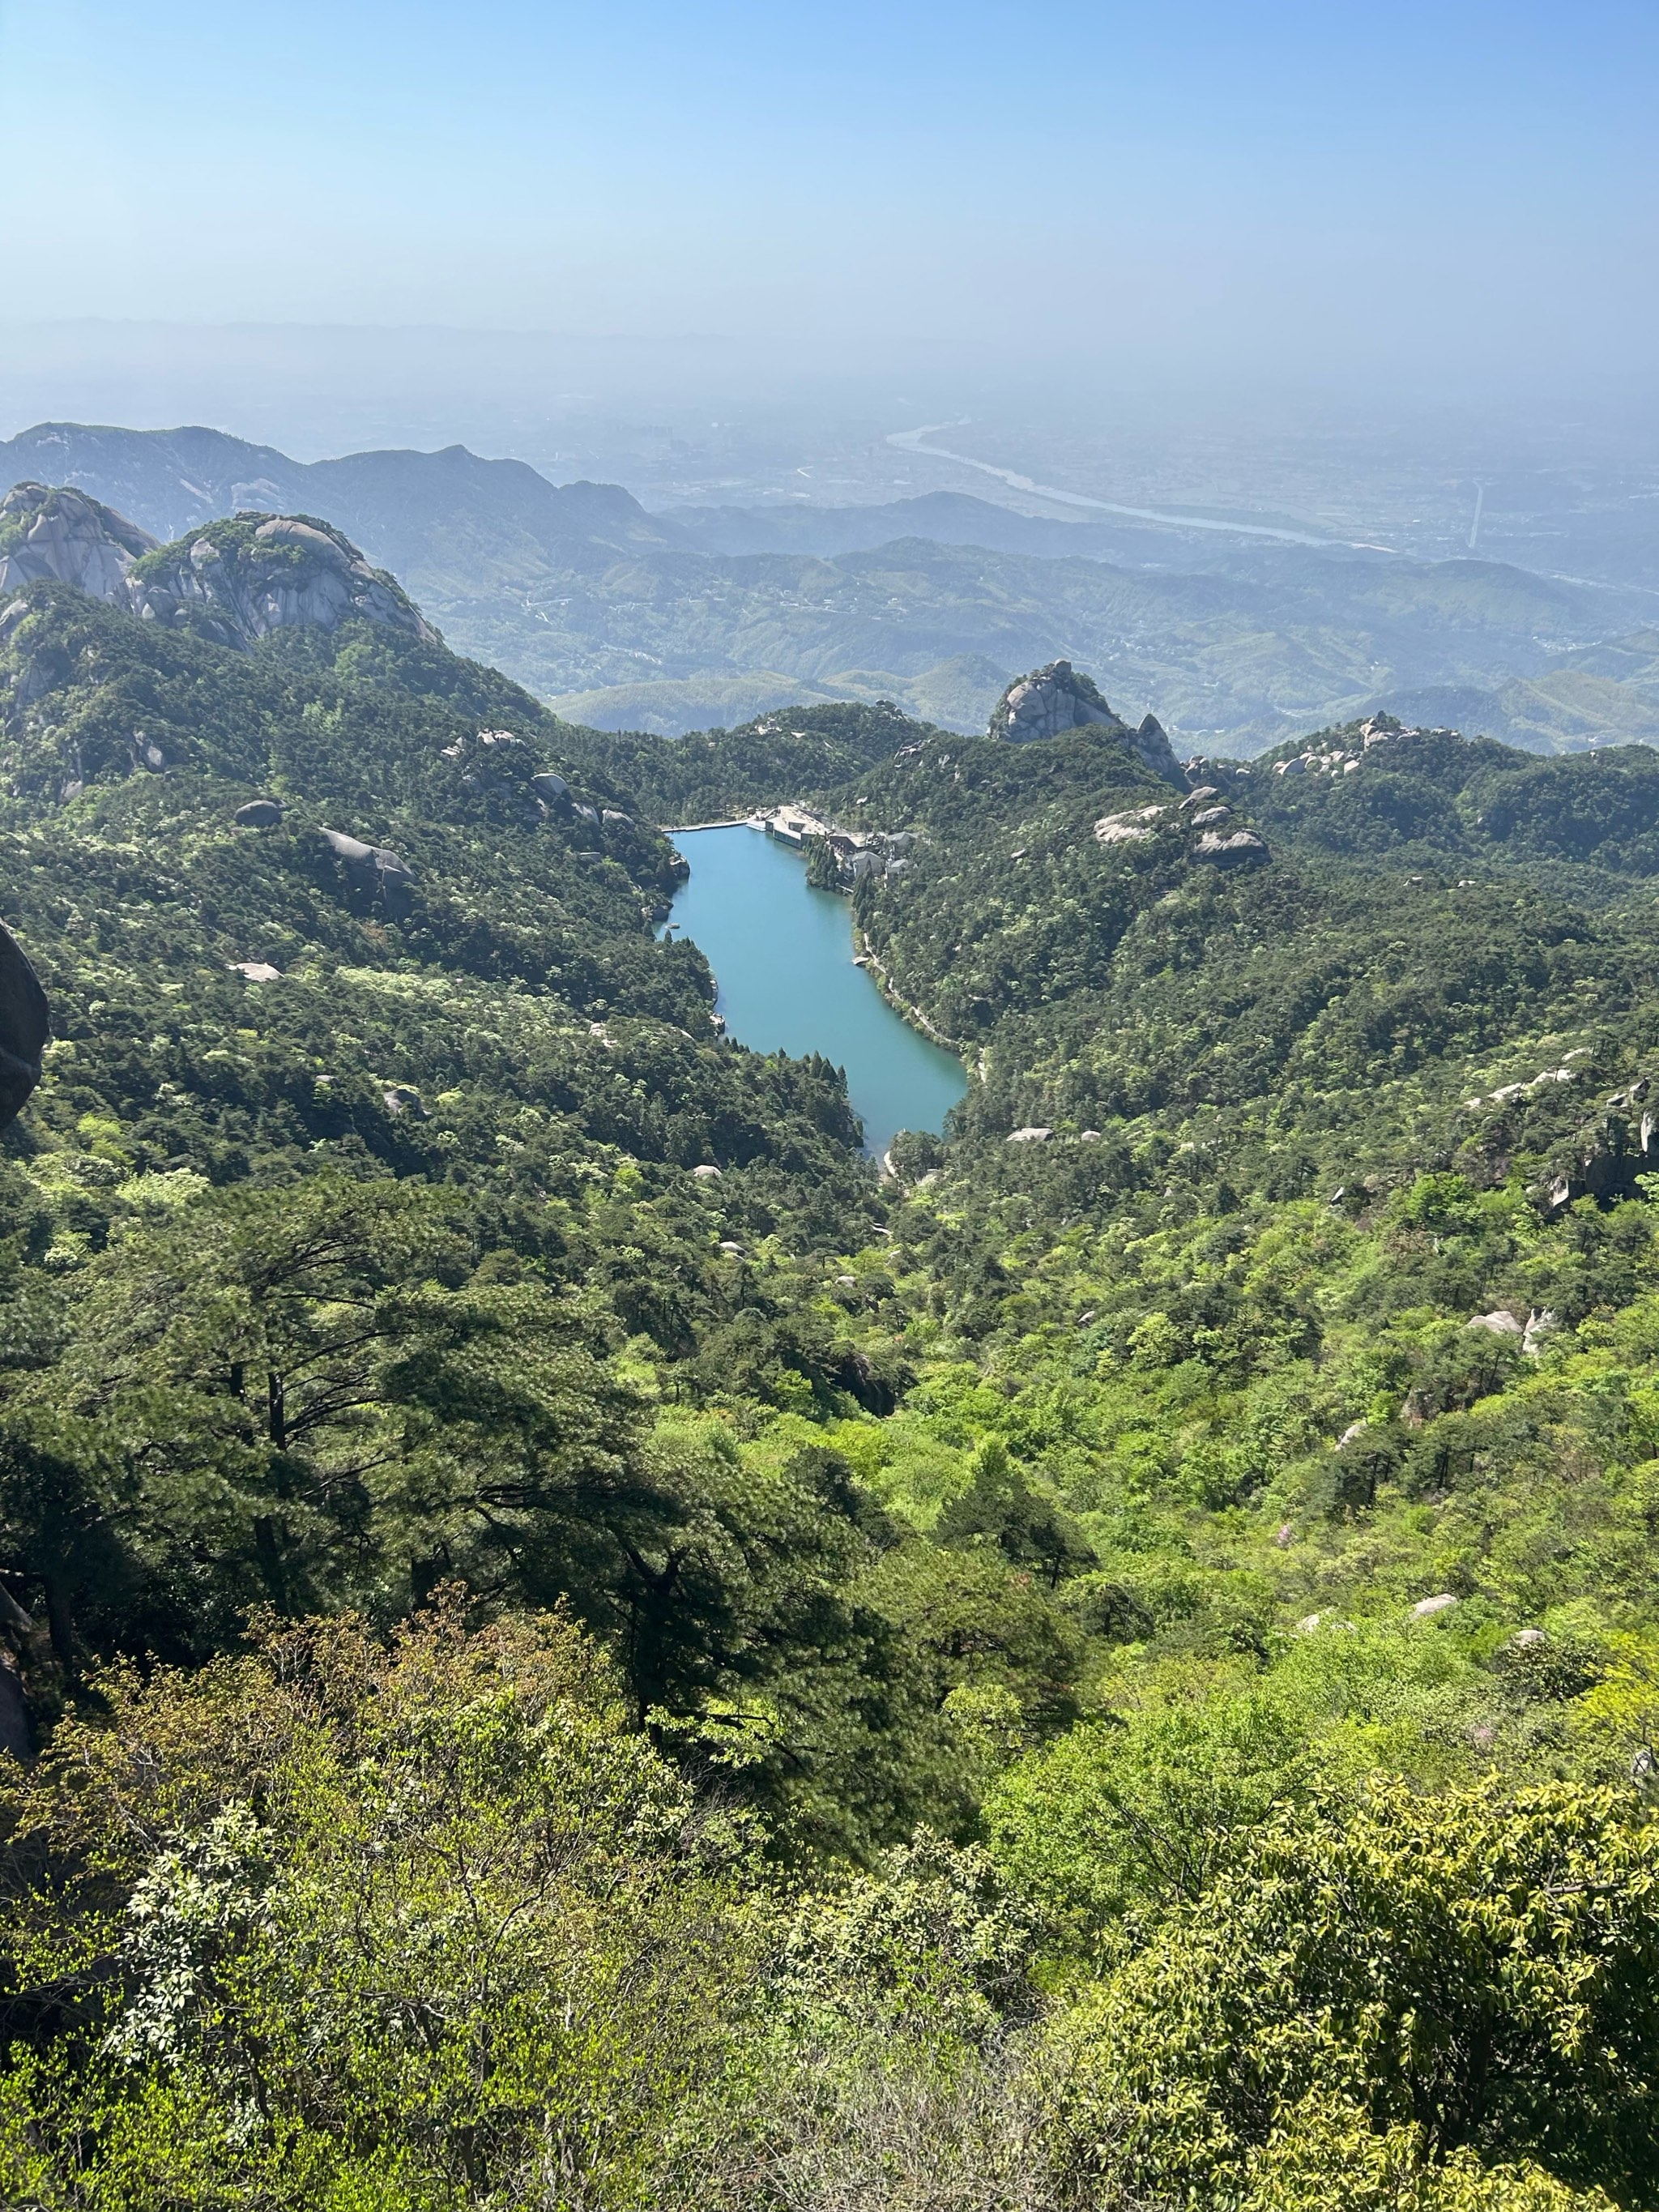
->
[663,825,966,1158]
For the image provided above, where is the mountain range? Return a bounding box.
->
[6,420,1659,753]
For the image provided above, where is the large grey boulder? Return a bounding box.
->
[1094,804,1167,846]
[373,847,416,920]
[319,829,417,918]
[235,798,285,827]
[1193,828,1269,865]
[320,829,377,867]
[1467,1309,1525,1337]
[0,920,49,1129]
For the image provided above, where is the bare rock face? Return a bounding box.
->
[989,663,1185,786]
[0,920,49,1129]
[1094,804,1167,845]
[1132,713,1184,785]
[0,482,434,651]
[0,483,156,601]
[992,660,1124,744]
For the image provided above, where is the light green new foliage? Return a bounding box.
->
[0,1605,756,2210]
[1235,2095,1616,2212]
[15,492,1659,2202]
[1045,1777,1659,2208]
[984,1692,1324,1946]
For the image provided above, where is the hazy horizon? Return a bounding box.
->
[3,0,1656,433]
[4,0,1656,736]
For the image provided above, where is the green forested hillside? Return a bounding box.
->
[5,519,1659,2207]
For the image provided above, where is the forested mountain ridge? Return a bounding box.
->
[11,418,1659,751]
[0,545,924,1697]
[5,502,1659,2204]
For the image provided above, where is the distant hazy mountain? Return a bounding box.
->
[7,421,1659,749]
[0,421,679,577]
[545,655,1016,737]
[1361,655,1659,757]
[667,490,1132,562]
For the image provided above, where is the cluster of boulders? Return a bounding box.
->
[1540,1077,1657,1216]
[1456,1040,1658,1217]
[1465,1306,1561,1355]
[1462,1048,1593,1112]
[1271,714,1461,780]
[226,726,613,934]
[437,732,624,830]
[1091,783,1269,866]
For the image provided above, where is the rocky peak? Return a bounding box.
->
[989,660,1185,786]
[0,483,156,602]
[0,482,435,651]
[992,660,1123,745]
[1130,711,1184,786]
[127,512,437,648]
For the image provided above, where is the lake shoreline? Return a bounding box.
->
[851,926,965,1055]
[663,825,966,1157]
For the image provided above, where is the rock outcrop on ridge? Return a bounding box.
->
[0,484,156,601]
[989,660,1185,785]
[0,484,434,651]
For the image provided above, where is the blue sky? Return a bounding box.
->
[2,0,1655,392]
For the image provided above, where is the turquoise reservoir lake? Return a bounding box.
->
[663,826,966,1158]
